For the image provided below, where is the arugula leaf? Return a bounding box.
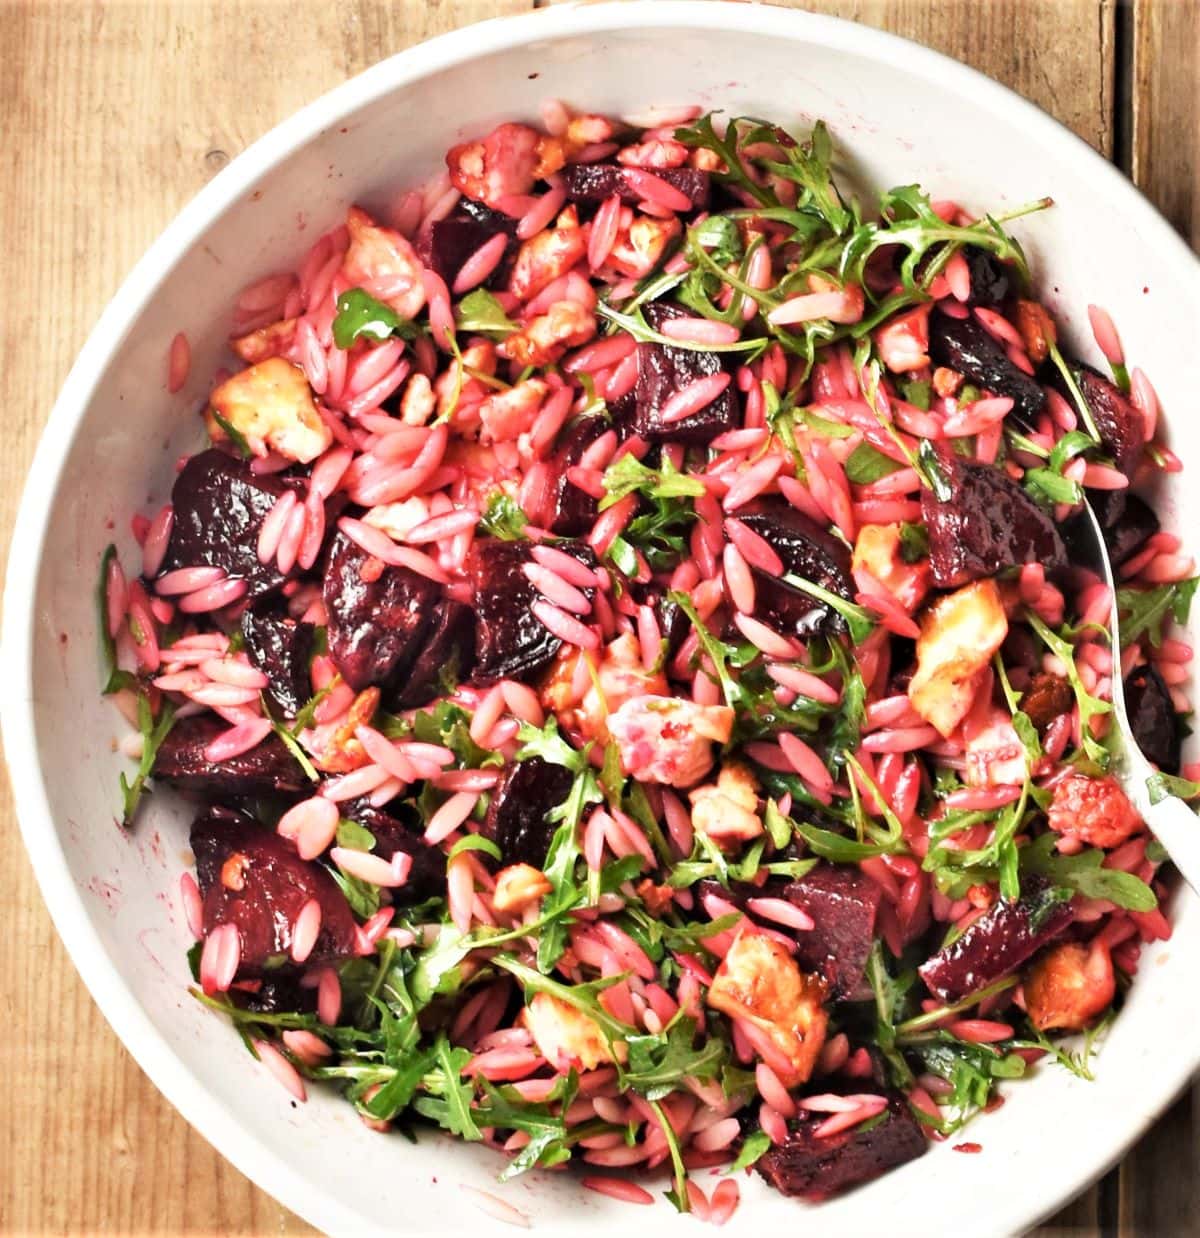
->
[455,288,518,338]
[596,298,767,357]
[477,1079,577,1179]
[674,113,778,209]
[493,955,630,1045]
[1021,834,1157,911]
[413,1035,482,1140]
[906,1033,1026,1135]
[120,695,178,825]
[650,1097,691,1213]
[409,927,473,1007]
[728,1129,772,1173]
[1116,578,1200,648]
[1147,771,1200,805]
[1025,612,1112,765]
[327,818,382,918]
[97,545,138,695]
[1046,345,1102,444]
[898,521,929,564]
[899,377,932,411]
[782,573,875,645]
[447,834,503,862]
[844,441,903,485]
[333,287,420,349]
[622,1017,727,1100]
[210,410,253,459]
[865,942,915,1086]
[600,452,706,509]
[478,491,529,541]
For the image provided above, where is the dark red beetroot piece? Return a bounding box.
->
[389,600,476,711]
[961,245,1010,307]
[428,199,518,289]
[921,442,1066,588]
[541,416,608,536]
[560,163,710,211]
[918,878,1075,1002]
[698,864,881,1000]
[160,449,296,600]
[781,865,884,999]
[484,757,574,866]
[736,499,855,637]
[1124,663,1182,774]
[1063,363,1145,477]
[928,309,1045,426]
[155,714,308,798]
[756,1088,927,1200]
[469,539,595,684]
[632,303,738,446]
[339,800,447,903]
[1062,490,1159,569]
[241,601,315,716]
[191,805,357,972]
[323,529,441,692]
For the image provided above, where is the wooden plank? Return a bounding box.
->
[1131,0,1200,241]
[0,5,526,1234]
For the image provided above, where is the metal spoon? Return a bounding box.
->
[1077,500,1200,893]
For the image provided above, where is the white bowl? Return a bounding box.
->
[5,3,1199,1235]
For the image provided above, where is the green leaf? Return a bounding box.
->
[97,545,138,696]
[764,798,793,848]
[782,573,875,645]
[1116,578,1200,649]
[728,1129,772,1173]
[1147,771,1200,805]
[209,409,253,459]
[493,955,630,1046]
[332,287,420,349]
[455,288,518,338]
[897,521,929,564]
[337,818,376,851]
[600,451,706,510]
[865,942,915,1087]
[650,1097,691,1214]
[409,928,473,1007]
[478,491,529,541]
[844,441,903,485]
[899,377,932,411]
[120,695,178,825]
[906,1033,1027,1135]
[1046,345,1102,444]
[1021,834,1157,911]
[414,1035,482,1140]
[1025,612,1113,766]
[622,1017,727,1100]
[447,834,503,862]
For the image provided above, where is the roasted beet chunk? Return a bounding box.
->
[484,757,573,866]
[241,601,315,716]
[390,600,475,711]
[736,499,854,637]
[191,806,357,972]
[323,529,441,692]
[339,801,447,903]
[929,309,1045,426]
[469,539,595,683]
[918,878,1074,1002]
[1062,490,1158,568]
[921,443,1066,588]
[781,865,883,999]
[560,163,710,210]
[961,245,1011,307]
[543,416,608,536]
[632,303,738,445]
[160,449,293,599]
[429,199,518,288]
[1125,663,1181,774]
[756,1089,926,1200]
[1066,364,1144,477]
[155,714,308,798]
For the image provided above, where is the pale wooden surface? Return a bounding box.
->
[0,1,1195,1233]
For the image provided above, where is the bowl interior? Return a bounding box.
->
[8,6,1200,1236]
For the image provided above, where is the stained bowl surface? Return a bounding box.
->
[4,4,1199,1235]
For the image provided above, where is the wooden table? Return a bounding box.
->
[1,1,1196,1232]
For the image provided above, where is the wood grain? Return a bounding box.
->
[0,0,1192,1234]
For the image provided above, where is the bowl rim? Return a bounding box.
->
[4,3,1198,1234]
